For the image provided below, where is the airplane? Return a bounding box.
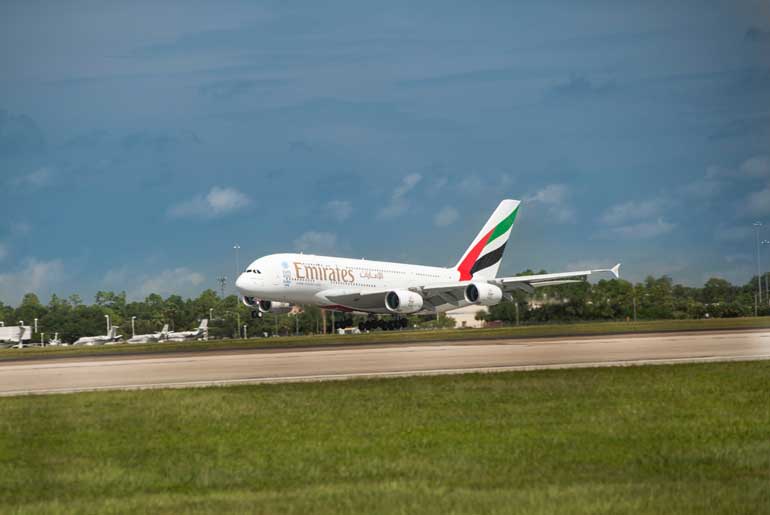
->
[127,324,169,344]
[73,326,122,346]
[235,199,620,331]
[165,319,208,342]
[0,325,32,348]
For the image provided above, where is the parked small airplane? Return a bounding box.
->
[235,199,620,330]
[73,326,121,346]
[0,325,32,348]
[127,324,169,344]
[165,320,208,342]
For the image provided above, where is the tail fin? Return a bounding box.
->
[160,324,169,334]
[455,199,520,280]
[199,319,208,330]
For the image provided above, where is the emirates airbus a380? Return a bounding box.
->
[235,199,620,329]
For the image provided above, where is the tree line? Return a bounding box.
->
[1,272,768,343]
[482,272,770,324]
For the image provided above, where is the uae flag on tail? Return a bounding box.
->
[455,200,520,280]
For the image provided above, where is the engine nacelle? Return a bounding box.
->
[464,283,503,306]
[241,296,259,308]
[258,300,292,314]
[384,289,424,314]
[241,297,293,314]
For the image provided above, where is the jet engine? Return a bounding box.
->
[241,297,293,314]
[242,296,259,308]
[384,289,424,314]
[257,300,292,314]
[464,283,503,306]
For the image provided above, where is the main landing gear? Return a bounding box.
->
[250,310,263,319]
[358,317,408,332]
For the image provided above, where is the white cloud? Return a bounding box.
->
[12,167,53,188]
[724,253,752,264]
[683,177,721,199]
[102,267,129,286]
[168,186,251,219]
[378,173,422,219]
[457,175,483,194]
[10,221,31,235]
[434,206,459,227]
[0,258,64,304]
[293,231,338,255]
[745,184,770,216]
[610,218,675,239]
[394,173,422,197]
[137,267,205,297]
[714,224,752,242]
[600,199,664,226]
[324,200,353,222]
[740,155,770,178]
[526,184,575,223]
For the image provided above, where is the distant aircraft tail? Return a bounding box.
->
[199,319,208,330]
[160,324,169,334]
[455,199,520,280]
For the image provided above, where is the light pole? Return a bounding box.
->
[243,324,248,339]
[105,314,110,333]
[763,239,770,307]
[41,332,45,347]
[233,244,241,281]
[209,308,213,321]
[34,318,38,333]
[754,222,763,305]
[131,316,136,338]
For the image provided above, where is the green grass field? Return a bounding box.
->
[4,316,770,361]
[1,361,769,514]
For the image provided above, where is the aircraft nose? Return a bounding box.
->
[235,273,249,292]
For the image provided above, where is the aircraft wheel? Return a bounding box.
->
[251,310,261,319]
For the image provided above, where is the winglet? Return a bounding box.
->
[610,263,621,279]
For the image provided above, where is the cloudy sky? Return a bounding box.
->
[1,1,769,304]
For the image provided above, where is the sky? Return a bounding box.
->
[1,1,770,305]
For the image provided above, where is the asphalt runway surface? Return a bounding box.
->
[1,329,769,396]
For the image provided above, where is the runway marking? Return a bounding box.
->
[3,353,770,397]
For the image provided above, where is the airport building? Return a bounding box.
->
[447,305,488,328]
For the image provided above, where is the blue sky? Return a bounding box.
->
[1,1,769,304]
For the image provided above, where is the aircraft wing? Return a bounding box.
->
[320,263,619,311]
[491,263,621,294]
[321,288,393,311]
[418,264,621,298]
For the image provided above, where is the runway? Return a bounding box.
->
[1,329,769,396]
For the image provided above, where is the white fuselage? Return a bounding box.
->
[235,253,466,314]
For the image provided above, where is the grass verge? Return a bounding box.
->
[1,361,769,513]
[3,316,770,361]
